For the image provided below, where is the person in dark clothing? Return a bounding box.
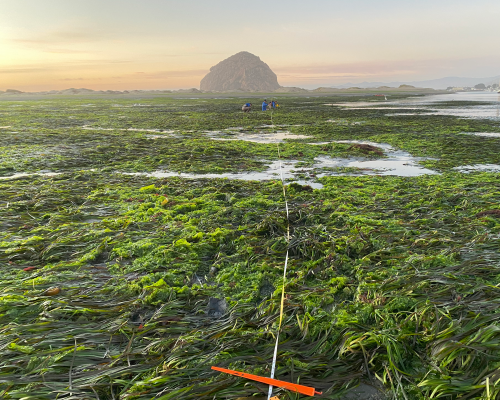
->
[271,100,276,109]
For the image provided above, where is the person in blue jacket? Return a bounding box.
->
[262,99,268,111]
[242,103,252,112]
[271,100,276,109]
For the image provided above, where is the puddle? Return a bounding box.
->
[120,140,439,187]
[454,164,500,172]
[125,128,176,133]
[145,134,180,139]
[312,140,437,176]
[314,156,437,177]
[385,112,436,116]
[210,131,309,143]
[120,160,324,189]
[460,132,500,138]
[336,106,405,110]
[80,206,115,217]
[327,120,365,125]
[432,108,500,118]
[329,93,500,119]
[82,126,115,131]
[82,218,102,224]
[0,172,61,180]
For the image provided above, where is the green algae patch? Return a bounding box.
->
[1,94,500,399]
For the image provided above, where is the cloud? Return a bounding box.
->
[13,27,118,46]
[162,52,226,57]
[10,27,121,56]
[43,48,93,54]
[132,69,208,79]
[274,61,419,76]
[0,67,54,74]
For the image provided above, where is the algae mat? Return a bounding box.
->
[1,94,500,399]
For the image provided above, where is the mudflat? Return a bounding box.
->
[1,92,499,399]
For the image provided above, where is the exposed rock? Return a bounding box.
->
[5,89,24,94]
[200,51,281,92]
[207,297,228,318]
[340,383,386,399]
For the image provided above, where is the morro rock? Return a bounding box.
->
[200,51,281,92]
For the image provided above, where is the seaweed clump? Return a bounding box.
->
[1,94,500,399]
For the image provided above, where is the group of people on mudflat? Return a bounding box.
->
[241,99,279,112]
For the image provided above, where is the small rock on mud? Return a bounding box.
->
[207,297,228,318]
[190,273,207,286]
[259,282,275,298]
[340,383,386,400]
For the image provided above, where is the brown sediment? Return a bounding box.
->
[476,209,500,218]
[347,143,385,156]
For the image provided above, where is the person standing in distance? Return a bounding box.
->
[262,99,268,111]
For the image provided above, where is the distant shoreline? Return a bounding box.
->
[0,87,450,101]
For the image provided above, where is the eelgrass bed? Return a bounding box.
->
[1,94,500,399]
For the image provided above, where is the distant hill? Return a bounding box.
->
[332,75,500,90]
[0,88,194,96]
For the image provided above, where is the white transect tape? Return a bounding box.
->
[267,143,291,400]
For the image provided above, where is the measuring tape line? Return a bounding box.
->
[267,143,291,400]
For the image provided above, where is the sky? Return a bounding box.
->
[1,0,499,91]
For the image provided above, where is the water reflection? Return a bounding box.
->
[460,132,500,138]
[0,172,61,180]
[121,161,324,189]
[210,131,309,143]
[330,92,500,119]
[120,140,438,188]
[311,140,437,177]
[454,164,500,172]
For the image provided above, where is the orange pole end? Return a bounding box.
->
[211,366,322,396]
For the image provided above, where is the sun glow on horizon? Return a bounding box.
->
[1,0,499,91]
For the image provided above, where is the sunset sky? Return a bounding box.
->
[1,0,499,91]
